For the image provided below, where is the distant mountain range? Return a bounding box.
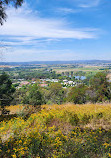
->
[0,60,111,65]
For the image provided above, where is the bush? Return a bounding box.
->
[82,114,91,124]
[70,114,80,126]
[68,84,88,104]
[23,84,43,107]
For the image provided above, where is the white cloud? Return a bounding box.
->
[3,48,80,62]
[56,7,80,14]
[78,0,100,8]
[1,16,96,39]
[0,2,102,62]
[0,3,98,47]
[4,46,109,62]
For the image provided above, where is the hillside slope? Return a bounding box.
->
[0,103,111,158]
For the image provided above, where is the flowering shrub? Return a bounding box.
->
[0,103,111,157]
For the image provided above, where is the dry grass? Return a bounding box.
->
[2,103,111,130]
[6,105,24,114]
[0,103,111,158]
[42,103,111,130]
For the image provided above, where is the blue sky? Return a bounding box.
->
[0,0,111,62]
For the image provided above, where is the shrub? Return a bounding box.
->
[70,114,80,126]
[82,114,91,124]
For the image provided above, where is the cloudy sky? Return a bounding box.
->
[0,0,111,62]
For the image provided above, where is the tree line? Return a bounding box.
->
[0,71,111,114]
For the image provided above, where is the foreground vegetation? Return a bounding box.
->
[0,68,111,158]
[0,103,111,158]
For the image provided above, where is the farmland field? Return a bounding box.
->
[53,67,102,73]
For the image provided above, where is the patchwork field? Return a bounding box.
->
[53,66,103,74]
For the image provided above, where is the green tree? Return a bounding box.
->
[11,86,27,105]
[23,84,43,107]
[49,82,64,104]
[0,0,23,25]
[68,84,87,104]
[89,71,111,102]
[71,71,73,78]
[0,72,15,113]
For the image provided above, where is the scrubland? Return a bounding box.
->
[0,103,111,158]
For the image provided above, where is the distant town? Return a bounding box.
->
[1,60,111,89]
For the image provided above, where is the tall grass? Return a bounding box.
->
[0,103,111,158]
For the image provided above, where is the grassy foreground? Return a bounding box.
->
[0,103,111,158]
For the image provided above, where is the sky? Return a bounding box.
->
[0,0,111,62]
